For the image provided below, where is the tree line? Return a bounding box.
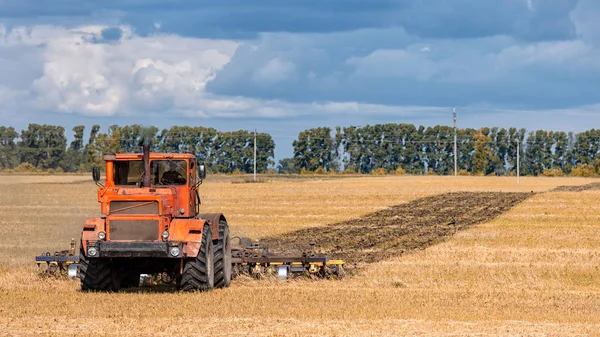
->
[0,124,275,174]
[282,124,600,177]
[2,123,600,177]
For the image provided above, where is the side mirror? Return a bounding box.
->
[198,164,206,180]
[92,166,100,182]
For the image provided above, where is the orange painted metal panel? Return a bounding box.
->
[169,218,207,257]
[81,217,105,252]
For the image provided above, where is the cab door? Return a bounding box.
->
[189,160,199,216]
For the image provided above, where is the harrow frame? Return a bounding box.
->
[35,238,79,278]
[231,237,345,279]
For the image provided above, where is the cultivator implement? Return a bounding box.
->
[231,237,345,279]
[35,238,79,278]
[34,237,344,282]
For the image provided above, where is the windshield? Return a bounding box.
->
[114,160,187,186]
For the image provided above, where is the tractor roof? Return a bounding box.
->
[103,153,196,161]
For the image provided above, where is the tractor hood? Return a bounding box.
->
[98,186,180,217]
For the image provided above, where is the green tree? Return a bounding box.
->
[523,130,559,176]
[293,127,335,172]
[552,131,569,172]
[61,125,86,172]
[457,127,477,173]
[210,130,274,174]
[85,124,101,169]
[423,125,454,174]
[0,126,19,170]
[472,128,495,175]
[504,128,524,175]
[19,124,67,170]
[571,129,600,170]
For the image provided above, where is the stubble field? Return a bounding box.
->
[1,174,600,336]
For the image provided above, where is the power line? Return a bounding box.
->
[453,107,457,176]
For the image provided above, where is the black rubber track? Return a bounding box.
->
[78,244,117,292]
[180,224,214,291]
[213,220,232,288]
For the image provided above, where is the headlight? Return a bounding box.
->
[98,231,106,240]
[169,247,181,257]
[161,230,169,240]
[88,247,98,257]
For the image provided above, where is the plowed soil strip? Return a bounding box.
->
[261,191,532,273]
[552,182,600,192]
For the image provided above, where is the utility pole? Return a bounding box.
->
[516,139,520,184]
[253,128,257,181]
[453,107,457,176]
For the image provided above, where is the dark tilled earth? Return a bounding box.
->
[261,191,533,274]
[552,182,600,192]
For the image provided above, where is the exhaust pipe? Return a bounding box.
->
[139,128,154,188]
[143,142,151,187]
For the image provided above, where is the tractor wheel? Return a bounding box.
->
[78,244,117,292]
[180,224,214,291]
[213,219,232,288]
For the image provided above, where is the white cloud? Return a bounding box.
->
[0,24,239,116]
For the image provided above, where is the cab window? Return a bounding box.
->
[114,160,144,186]
[113,160,187,186]
[152,160,187,185]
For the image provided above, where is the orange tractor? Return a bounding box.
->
[78,142,231,291]
[45,140,345,291]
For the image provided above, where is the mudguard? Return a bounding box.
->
[197,213,227,241]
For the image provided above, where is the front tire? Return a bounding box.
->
[214,220,232,288]
[180,224,214,291]
[78,244,117,292]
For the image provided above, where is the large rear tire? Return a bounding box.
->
[213,220,232,288]
[180,224,214,291]
[78,244,117,292]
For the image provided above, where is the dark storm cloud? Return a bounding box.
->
[205,17,600,111]
[398,0,579,41]
[0,0,580,41]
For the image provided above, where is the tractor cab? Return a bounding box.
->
[92,150,206,219]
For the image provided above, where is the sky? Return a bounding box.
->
[1,0,600,161]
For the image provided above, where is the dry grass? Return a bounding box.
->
[1,175,599,336]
